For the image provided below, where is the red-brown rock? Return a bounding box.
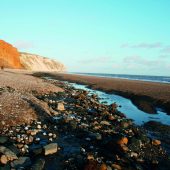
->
[0,40,22,69]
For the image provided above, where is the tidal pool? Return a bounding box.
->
[72,83,170,125]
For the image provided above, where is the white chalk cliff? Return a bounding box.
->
[20,52,66,72]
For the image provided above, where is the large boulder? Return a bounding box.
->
[0,40,22,69]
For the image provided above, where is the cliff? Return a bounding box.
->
[0,40,65,72]
[20,52,66,72]
[0,40,22,69]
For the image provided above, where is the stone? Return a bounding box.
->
[28,135,34,143]
[100,121,111,126]
[110,103,118,110]
[117,137,128,145]
[37,125,41,129]
[31,158,45,170]
[43,143,58,155]
[11,157,31,168]
[30,130,38,136]
[53,134,57,138]
[0,146,18,161]
[32,148,43,155]
[120,121,131,128]
[0,155,8,164]
[0,136,8,144]
[84,160,99,170]
[152,139,161,146]
[99,163,107,170]
[130,152,138,158]
[48,133,53,137]
[120,144,129,152]
[17,144,24,149]
[112,163,122,170]
[87,154,94,160]
[56,103,65,111]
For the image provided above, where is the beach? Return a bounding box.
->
[34,72,170,114]
[0,69,170,169]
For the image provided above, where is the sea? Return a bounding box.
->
[71,72,170,84]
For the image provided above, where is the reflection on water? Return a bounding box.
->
[72,83,170,126]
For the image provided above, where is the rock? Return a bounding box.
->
[50,108,59,116]
[100,121,111,126]
[37,125,41,129]
[11,157,31,169]
[0,136,8,144]
[30,130,38,136]
[17,144,24,149]
[95,133,102,140]
[48,133,53,137]
[152,139,161,146]
[56,103,65,111]
[84,160,99,170]
[43,143,58,155]
[110,103,118,110]
[0,146,18,161]
[112,163,122,170]
[117,137,128,145]
[130,152,138,158]
[120,121,131,128]
[0,155,8,164]
[120,144,129,152]
[32,148,43,155]
[7,145,20,156]
[28,135,34,143]
[99,163,107,170]
[53,134,57,139]
[31,158,45,170]
[87,154,94,160]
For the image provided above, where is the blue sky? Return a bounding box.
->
[1,0,170,76]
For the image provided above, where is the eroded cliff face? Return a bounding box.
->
[0,40,22,69]
[20,52,66,72]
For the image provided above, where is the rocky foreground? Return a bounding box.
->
[0,73,170,169]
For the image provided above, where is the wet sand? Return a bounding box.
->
[33,72,170,114]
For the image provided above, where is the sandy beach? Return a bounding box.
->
[0,69,63,128]
[33,72,170,114]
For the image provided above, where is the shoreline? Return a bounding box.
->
[0,69,170,169]
[33,72,170,115]
[70,72,170,84]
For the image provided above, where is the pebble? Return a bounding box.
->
[56,102,65,111]
[37,125,41,129]
[0,155,8,164]
[112,163,122,170]
[152,139,161,146]
[117,137,128,145]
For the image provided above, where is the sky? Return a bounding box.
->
[1,0,170,76]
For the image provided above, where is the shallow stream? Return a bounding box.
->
[71,83,170,126]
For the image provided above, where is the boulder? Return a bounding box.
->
[43,143,58,155]
[11,157,31,168]
[0,146,18,161]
